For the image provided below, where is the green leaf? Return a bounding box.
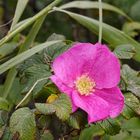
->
[10,0,29,30]
[121,65,140,97]
[114,44,136,59]
[0,42,18,59]
[0,40,61,74]
[45,33,70,60]
[10,107,36,140]
[68,111,87,129]
[0,98,9,111]
[40,130,54,140]
[123,22,140,37]
[122,117,140,138]
[109,131,137,140]
[125,93,140,115]
[79,125,104,140]
[122,117,140,130]
[130,1,140,21]
[98,119,121,135]
[22,64,51,96]
[59,1,131,20]
[122,93,140,119]
[54,9,140,62]
[35,94,72,121]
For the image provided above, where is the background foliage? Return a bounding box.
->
[0,0,140,140]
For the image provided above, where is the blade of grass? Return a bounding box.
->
[3,15,47,99]
[10,0,29,30]
[59,1,132,21]
[0,40,61,75]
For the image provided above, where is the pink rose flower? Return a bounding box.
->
[51,43,124,123]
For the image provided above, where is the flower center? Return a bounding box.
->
[75,75,96,96]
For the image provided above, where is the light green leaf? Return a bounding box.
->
[35,94,72,121]
[122,93,140,119]
[114,44,136,59]
[40,130,54,140]
[79,125,104,140]
[130,1,140,21]
[122,117,140,131]
[59,1,131,20]
[10,0,29,30]
[53,9,140,62]
[121,65,140,97]
[0,43,17,59]
[123,22,140,37]
[0,40,61,74]
[10,107,36,140]
[0,98,9,111]
[110,131,137,140]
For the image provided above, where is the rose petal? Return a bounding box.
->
[72,91,110,123]
[95,87,124,118]
[90,43,120,89]
[52,43,97,86]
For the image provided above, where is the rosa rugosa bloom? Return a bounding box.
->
[51,43,124,123]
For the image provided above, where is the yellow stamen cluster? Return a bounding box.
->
[75,75,96,96]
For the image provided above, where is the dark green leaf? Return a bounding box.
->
[79,125,104,140]
[35,94,72,121]
[10,107,36,140]
[68,111,87,129]
[98,119,121,135]
[22,64,51,96]
[114,44,136,59]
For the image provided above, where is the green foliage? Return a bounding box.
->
[35,94,72,121]
[0,98,9,111]
[121,65,140,97]
[114,44,136,59]
[54,8,140,62]
[122,117,140,138]
[130,1,140,21]
[0,0,140,139]
[79,125,104,140]
[10,108,36,140]
[98,119,121,136]
[0,40,61,74]
[68,111,87,129]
